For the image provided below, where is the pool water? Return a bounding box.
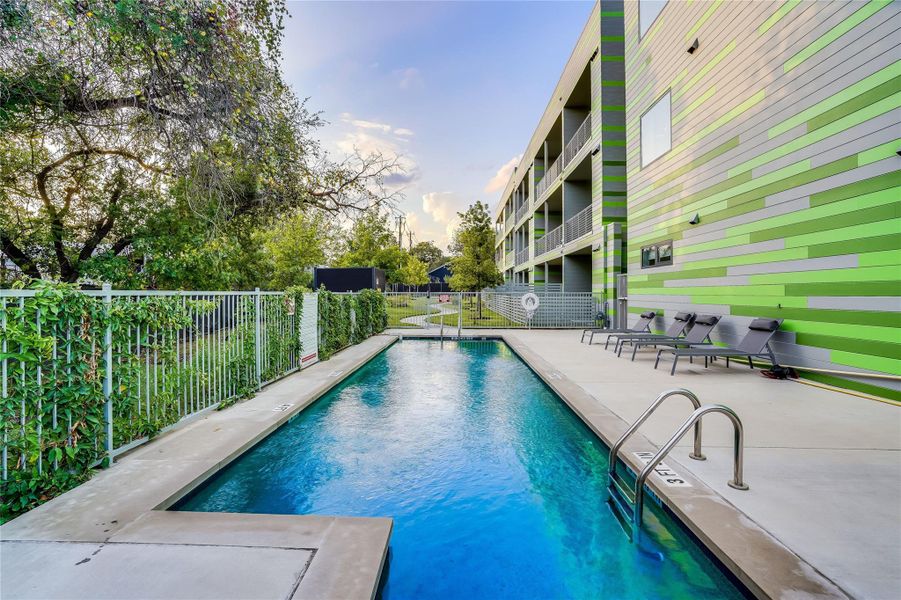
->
[176,340,745,599]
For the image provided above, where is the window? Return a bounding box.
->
[641,240,673,269]
[639,0,667,38]
[641,91,671,168]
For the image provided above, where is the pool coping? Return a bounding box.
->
[0,335,399,600]
[396,331,848,600]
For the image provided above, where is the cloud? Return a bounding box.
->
[422,192,457,224]
[393,128,415,137]
[393,67,423,90]
[483,155,522,194]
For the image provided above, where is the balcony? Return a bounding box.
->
[505,250,514,267]
[564,205,592,243]
[534,114,592,202]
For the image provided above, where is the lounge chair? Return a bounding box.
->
[580,311,656,345]
[609,312,696,355]
[623,314,721,361]
[655,318,783,375]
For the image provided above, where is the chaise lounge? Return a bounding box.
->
[620,314,721,361]
[580,311,656,346]
[654,318,784,376]
[608,312,696,355]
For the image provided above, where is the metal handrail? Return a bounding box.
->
[632,404,748,529]
[607,389,705,483]
[562,114,592,168]
[564,204,593,243]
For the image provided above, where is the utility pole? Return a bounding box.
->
[407,230,413,250]
[396,215,405,248]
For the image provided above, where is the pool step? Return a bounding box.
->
[607,472,636,538]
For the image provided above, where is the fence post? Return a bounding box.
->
[457,292,462,337]
[102,283,114,467]
[254,287,262,389]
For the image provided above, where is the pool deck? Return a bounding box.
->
[390,328,900,600]
[1,335,396,600]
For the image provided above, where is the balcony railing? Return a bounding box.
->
[515,247,529,265]
[514,201,529,224]
[564,205,593,243]
[562,114,592,169]
[505,250,514,267]
[534,224,563,258]
[535,154,562,199]
[533,114,593,202]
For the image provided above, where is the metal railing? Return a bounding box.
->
[564,205,593,243]
[514,202,529,224]
[562,114,592,168]
[505,250,515,267]
[385,291,599,329]
[535,154,562,199]
[535,225,563,258]
[0,287,321,479]
[515,247,529,265]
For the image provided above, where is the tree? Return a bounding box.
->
[0,0,400,284]
[258,210,338,289]
[396,255,429,287]
[409,241,445,270]
[335,208,408,283]
[448,202,503,318]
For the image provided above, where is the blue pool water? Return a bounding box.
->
[176,340,745,599]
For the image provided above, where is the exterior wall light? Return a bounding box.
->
[689,213,701,225]
[687,38,700,54]
[591,144,601,156]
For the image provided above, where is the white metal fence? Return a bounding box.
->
[1,287,319,480]
[385,291,602,330]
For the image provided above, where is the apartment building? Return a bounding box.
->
[493,0,900,398]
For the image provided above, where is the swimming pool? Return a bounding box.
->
[175,339,745,599]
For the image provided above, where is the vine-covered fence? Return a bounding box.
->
[0,282,387,520]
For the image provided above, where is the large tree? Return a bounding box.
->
[335,208,407,283]
[409,240,445,270]
[0,0,398,284]
[448,202,503,317]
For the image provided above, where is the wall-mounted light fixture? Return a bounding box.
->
[687,38,700,54]
[591,144,601,156]
[896,147,901,157]
[590,48,599,61]
[689,213,701,225]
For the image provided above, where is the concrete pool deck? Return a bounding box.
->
[1,335,396,600]
[390,328,900,600]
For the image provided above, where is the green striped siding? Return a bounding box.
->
[623,0,901,396]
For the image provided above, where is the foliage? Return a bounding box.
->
[0,279,199,521]
[396,255,430,287]
[317,287,388,359]
[0,0,401,284]
[409,241,445,270]
[335,208,408,283]
[448,202,504,292]
[257,211,338,290]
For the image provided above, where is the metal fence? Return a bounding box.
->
[1,287,319,481]
[385,291,602,330]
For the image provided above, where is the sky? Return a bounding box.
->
[280,0,595,250]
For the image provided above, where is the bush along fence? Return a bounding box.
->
[317,288,388,360]
[0,281,387,521]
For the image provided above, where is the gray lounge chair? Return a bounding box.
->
[580,311,656,345]
[655,318,783,375]
[610,312,696,355]
[624,314,721,361]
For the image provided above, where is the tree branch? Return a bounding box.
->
[0,231,42,279]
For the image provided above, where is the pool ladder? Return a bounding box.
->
[606,389,749,540]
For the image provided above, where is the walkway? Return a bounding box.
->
[398,301,457,327]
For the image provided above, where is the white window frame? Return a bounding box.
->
[640,91,672,168]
